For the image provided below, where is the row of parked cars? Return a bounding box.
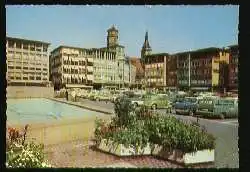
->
[55,88,238,119]
[125,91,238,119]
[173,96,238,119]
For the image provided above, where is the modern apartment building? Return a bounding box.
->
[50,46,94,90]
[176,47,229,91]
[228,45,238,92]
[6,37,50,86]
[144,53,177,90]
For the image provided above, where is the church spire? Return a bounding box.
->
[141,31,152,65]
[145,31,148,41]
[142,31,151,49]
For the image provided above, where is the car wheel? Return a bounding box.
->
[151,104,157,110]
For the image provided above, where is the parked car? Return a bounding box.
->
[196,97,238,119]
[173,97,200,116]
[94,91,111,101]
[143,95,172,110]
[129,94,144,107]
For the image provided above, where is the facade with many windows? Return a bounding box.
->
[6,37,50,86]
[144,53,177,89]
[50,46,93,89]
[91,48,117,87]
[128,57,144,89]
[175,47,229,91]
[228,45,238,92]
[50,25,135,89]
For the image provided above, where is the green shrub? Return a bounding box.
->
[110,119,150,151]
[145,115,216,152]
[114,96,134,127]
[95,100,216,153]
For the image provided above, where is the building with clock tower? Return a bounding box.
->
[107,25,119,48]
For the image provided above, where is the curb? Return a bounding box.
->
[47,98,113,115]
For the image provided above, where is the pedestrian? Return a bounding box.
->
[65,89,68,101]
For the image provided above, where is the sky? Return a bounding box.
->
[6,5,239,57]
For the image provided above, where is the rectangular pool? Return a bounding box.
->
[7,98,106,125]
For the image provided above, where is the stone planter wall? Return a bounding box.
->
[98,139,214,165]
[151,144,215,165]
[98,139,151,156]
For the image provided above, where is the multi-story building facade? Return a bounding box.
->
[228,45,238,92]
[129,57,144,88]
[93,26,127,89]
[129,63,137,86]
[50,46,93,90]
[50,25,129,90]
[90,48,117,88]
[176,47,229,92]
[6,37,50,86]
[144,53,177,90]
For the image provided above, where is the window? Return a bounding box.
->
[8,41,14,48]
[36,77,41,80]
[23,44,28,50]
[23,77,28,80]
[16,66,21,69]
[43,46,48,52]
[16,77,21,80]
[30,44,35,51]
[16,43,21,49]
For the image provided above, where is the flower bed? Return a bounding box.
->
[94,97,216,165]
[6,125,52,168]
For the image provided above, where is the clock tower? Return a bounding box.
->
[107,25,118,48]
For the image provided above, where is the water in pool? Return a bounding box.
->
[7,98,105,124]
